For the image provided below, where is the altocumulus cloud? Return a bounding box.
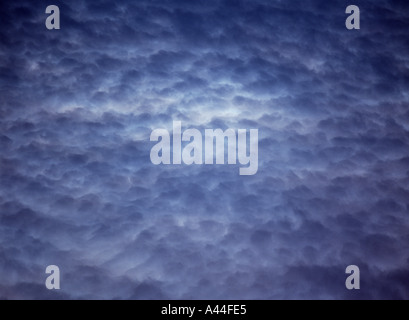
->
[1,0,409,299]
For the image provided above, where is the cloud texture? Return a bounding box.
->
[1,0,409,299]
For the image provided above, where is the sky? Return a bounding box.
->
[1,0,409,300]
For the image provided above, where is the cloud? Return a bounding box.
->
[0,0,409,300]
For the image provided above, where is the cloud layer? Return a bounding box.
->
[1,0,409,299]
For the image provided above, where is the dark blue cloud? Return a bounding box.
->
[0,0,409,300]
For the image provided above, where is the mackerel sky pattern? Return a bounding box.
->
[1,0,409,299]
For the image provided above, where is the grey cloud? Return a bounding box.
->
[1,0,409,300]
